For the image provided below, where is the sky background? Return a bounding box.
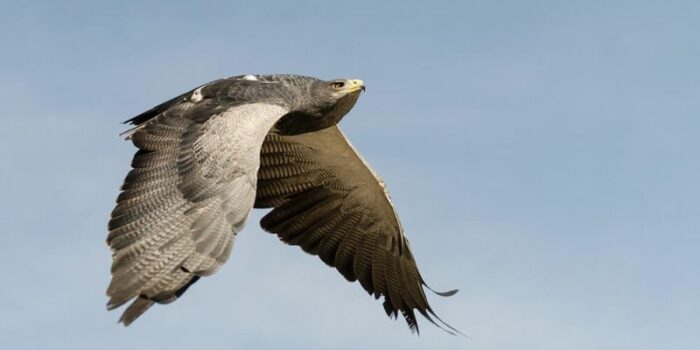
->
[1,1,698,349]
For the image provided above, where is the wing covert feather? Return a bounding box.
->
[107,102,287,325]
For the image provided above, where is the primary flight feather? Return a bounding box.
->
[107,74,458,334]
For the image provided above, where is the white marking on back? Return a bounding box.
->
[191,86,204,102]
[242,75,258,81]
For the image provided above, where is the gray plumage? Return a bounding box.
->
[107,74,457,334]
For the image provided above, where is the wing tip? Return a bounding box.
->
[430,287,459,297]
[117,297,154,326]
[415,307,468,338]
[421,277,459,297]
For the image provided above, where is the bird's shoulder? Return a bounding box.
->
[124,74,301,126]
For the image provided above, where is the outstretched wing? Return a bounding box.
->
[107,102,287,325]
[255,126,458,334]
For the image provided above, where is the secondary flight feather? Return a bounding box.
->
[107,74,459,334]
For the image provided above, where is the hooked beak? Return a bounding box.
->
[346,79,366,93]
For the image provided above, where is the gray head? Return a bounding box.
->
[275,78,365,135]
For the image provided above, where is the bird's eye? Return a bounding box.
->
[331,81,345,89]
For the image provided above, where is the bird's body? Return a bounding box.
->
[107,74,457,334]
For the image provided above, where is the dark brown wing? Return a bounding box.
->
[255,126,459,334]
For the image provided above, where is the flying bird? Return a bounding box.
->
[107,74,458,334]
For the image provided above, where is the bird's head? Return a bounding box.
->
[275,78,365,135]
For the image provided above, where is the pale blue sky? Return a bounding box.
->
[1,1,698,349]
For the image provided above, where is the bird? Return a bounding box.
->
[106,74,459,334]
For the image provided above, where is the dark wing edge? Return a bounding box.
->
[254,126,463,335]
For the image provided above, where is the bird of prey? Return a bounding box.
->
[107,74,458,334]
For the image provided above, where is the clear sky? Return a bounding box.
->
[1,1,698,349]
